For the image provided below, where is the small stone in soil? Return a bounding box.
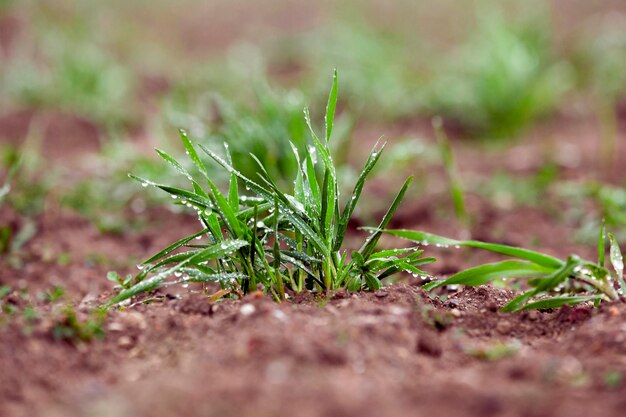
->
[240,304,256,316]
[117,336,134,349]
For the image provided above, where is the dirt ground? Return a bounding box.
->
[1,110,626,417]
[3,1,626,415]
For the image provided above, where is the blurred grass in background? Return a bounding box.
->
[1,0,625,239]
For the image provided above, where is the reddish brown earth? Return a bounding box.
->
[2,109,626,417]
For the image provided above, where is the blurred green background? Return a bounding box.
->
[1,0,625,248]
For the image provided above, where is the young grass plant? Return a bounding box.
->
[106,71,434,307]
[378,227,624,312]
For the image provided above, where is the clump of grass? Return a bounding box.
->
[424,5,573,138]
[379,225,624,312]
[51,305,106,343]
[106,71,434,307]
[559,181,626,245]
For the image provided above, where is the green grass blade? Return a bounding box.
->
[434,118,469,229]
[129,174,212,208]
[305,150,321,214]
[106,239,247,307]
[334,142,385,252]
[379,230,564,269]
[179,129,209,177]
[207,178,243,238]
[423,260,552,291]
[608,233,625,294]
[359,176,413,259]
[501,290,538,312]
[142,229,209,265]
[518,295,604,311]
[325,68,338,143]
[598,219,606,267]
[370,247,423,259]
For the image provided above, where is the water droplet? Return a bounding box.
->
[171,195,178,199]
[174,272,182,277]
[141,182,149,188]
[195,236,202,240]
[136,265,144,270]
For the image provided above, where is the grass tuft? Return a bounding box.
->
[105,70,433,307]
[379,229,623,311]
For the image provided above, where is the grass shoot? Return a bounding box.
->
[378,227,624,311]
[105,70,434,307]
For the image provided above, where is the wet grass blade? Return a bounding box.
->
[608,233,625,293]
[334,142,385,252]
[381,230,564,269]
[141,229,209,265]
[423,260,552,291]
[359,176,413,259]
[325,68,338,143]
[517,295,603,311]
[129,174,211,208]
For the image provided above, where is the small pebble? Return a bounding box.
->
[450,308,462,318]
[117,336,134,349]
[107,322,125,332]
[240,304,256,316]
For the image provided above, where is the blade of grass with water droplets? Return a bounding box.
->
[423,260,552,291]
[179,129,209,178]
[129,174,212,208]
[608,233,625,294]
[142,229,209,265]
[379,230,564,269]
[325,68,338,143]
[359,176,413,259]
[518,295,604,311]
[334,142,385,252]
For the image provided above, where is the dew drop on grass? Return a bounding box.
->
[171,195,178,199]
[141,182,149,188]
[174,272,182,277]
[256,221,266,228]
[136,265,144,270]
[195,236,202,240]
